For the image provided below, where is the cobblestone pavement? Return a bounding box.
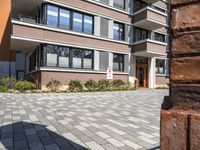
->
[0,89,168,150]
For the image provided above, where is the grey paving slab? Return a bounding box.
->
[0,89,167,150]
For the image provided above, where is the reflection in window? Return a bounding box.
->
[135,0,148,11]
[46,45,58,67]
[83,50,93,69]
[135,28,148,41]
[59,47,69,67]
[155,33,166,42]
[114,0,125,10]
[73,49,82,68]
[156,59,166,74]
[113,53,124,71]
[73,13,83,32]
[113,22,125,40]
[59,9,70,29]
[84,15,93,34]
[47,5,58,27]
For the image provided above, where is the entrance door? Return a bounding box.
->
[136,65,148,88]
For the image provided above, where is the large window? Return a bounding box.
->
[113,22,125,40]
[73,12,83,32]
[59,9,70,29]
[84,15,93,34]
[156,59,169,75]
[44,45,93,70]
[58,47,70,68]
[154,33,166,42]
[47,5,58,27]
[46,45,58,67]
[46,4,94,34]
[135,0,148,12]
[113,53,124,71]
[113,0,125,10]
[135,28,148,41]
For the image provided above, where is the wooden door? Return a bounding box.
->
[136,64,148,88]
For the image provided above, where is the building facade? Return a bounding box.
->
[0,0,169,89]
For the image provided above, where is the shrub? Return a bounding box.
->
[84,80,97,91]
[126,82,132,88]
[111,79,125,88]
[98,79,109,90]
[0,85,7,92]
[69,80,83,92]
[14,81,36,92]
[1,76,17,88]
[46,79,61,92]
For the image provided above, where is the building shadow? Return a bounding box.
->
[0,121,89,150]
[148,146,160,150]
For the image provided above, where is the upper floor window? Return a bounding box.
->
[46,4,94,35]
[113,22,125,41]
[154,33,166,42]
[113,0,125,10]
[135,0,147,12]
[113,53,124,71]
[156,59,168,75]
[135,28,148,41]
[59,9,70,29]
[47,5,58,27]
[73,12,83,32]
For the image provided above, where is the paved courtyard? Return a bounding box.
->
[0,89,168,150]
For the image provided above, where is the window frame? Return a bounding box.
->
[113,22,125,41]
[156,59,168,75]
[113,0,125,10]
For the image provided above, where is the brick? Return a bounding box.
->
[171,0,200,5]
[170,56,200,83]
[171,31,200,55]
[189,113,200,150]
[171,3,200,31]
[160,110,188,150]
[171,85,200,108]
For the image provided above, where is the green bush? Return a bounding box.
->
[69,80,83,92]
[14,81,36,92]
[84,80,97,91]
[46,79,61,92]
[1,76,17,88]
[0,85,7,92]
[98,79,109,90]
[111,79,125,88]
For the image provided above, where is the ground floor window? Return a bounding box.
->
[156,59,169,75]
[43,44,94,70]
[113,53,124,71]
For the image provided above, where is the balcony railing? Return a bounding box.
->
[135,35,167,43]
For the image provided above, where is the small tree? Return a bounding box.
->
[46,79,61,92]
[69,80,83,92]
[84,80,97,91]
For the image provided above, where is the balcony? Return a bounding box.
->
[133,35,167,57]
[133,6,167,30]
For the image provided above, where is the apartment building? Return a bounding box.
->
[0,0,169,89]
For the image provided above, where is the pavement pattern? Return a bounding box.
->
[0,89,168,150]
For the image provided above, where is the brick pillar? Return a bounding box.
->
[160,1,200,150]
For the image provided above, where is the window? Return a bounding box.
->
[113,0,125,10]
[83,50,93,69]
[135,0,147,11]
[154,33,166,42]
[29,51,36,71]
[47,5,58,27]
[135,28,148,41]
[73,12,83,32]
[58,47,70,67]
[156,59,166,74]
[84,15,93,34]
[72,49,82,68]
[113,53,124,71]
[46,45,58,67]
[59,9,70,29]
[113,22,125,40]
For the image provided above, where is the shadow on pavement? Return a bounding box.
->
[0,121,89,150]
[148,146,160,150]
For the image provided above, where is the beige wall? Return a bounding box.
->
[156,75,169,85]
[39,71,128,85]
[12,23,131,53]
